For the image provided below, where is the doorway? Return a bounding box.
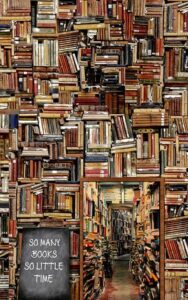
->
[80,179,163,300]
[100,203,137,300]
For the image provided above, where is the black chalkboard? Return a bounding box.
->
[19,228,70,300]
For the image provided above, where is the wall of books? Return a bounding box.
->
[0,0,188,299]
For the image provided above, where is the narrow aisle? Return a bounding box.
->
[98,259,139,300]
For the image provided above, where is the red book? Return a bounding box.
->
[36,194,43,214]
[165,240,173,259]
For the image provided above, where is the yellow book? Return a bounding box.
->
[74,23,106,30]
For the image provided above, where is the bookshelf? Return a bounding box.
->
[162,19,188,300]
[110,207,132,256]
[131,182,161,299]
[82,181,106,299]
[165,180,188,299]
[1,0,187,299]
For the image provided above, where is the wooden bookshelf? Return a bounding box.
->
[164,181,188,299]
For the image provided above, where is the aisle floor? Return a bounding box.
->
[98,258,139,300]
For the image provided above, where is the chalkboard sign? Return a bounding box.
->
[19,228,70,300]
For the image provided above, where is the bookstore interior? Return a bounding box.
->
[0,0,188,299]
[81,179,161,300]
